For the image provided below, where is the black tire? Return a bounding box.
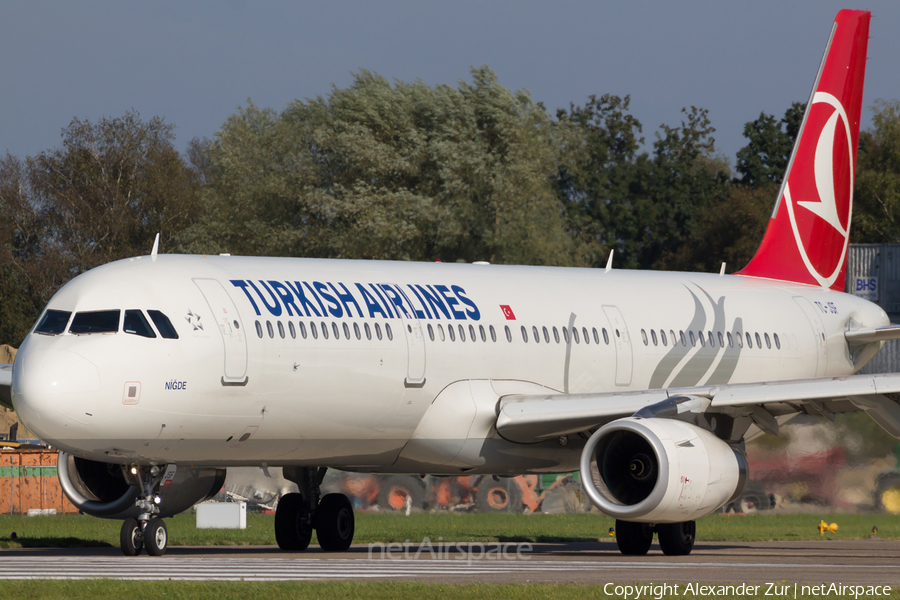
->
[737,487,771,512]
[475,479,523,513]
[275,492,312,551]
[657,521,695,556]
[875,471,900,514]
[120,518,142,557]
[144,517,168,557]
[614,519,653,556]
[316,493,355,552]
[376,476,425,511]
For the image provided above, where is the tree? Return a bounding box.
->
[735,102,804,187]
[182,68,577,266]
[853,100,900,243]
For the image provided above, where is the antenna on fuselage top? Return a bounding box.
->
[720,262,726,276]
[605,249,614,273]
[151,233,160,262]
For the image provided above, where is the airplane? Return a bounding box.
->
[1,9,896,558]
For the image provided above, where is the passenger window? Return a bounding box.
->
[448,324,456,341]
[689,331,696,346]
[698,331,705,347]
[602,328,609,345]
[278,321,285,339]
[35,310,71,335]
[679,330,686,346]
[386,324,393,340]
[438,324,445,341]
[572,327,580,344]
[532,326,539,343]
[299,321,308,339]
[650,330,657,346]
[563,327,570,344]
[354,322,361,340]
[375,323,382,340]
[428,324,435,341]
[479,325,486,342]
[505,325,512,342]
[255,321,263,338]
[582,327,589,344]
[717,331,724,347]
[343,323,351,339]
[592,328,600,345]
[332,322,339,339]
[148,310,179,339]
[70,310,120,335]
[745,332,752,348]
[707,331,714,347]
[311,322,318,339]
[266,321,274,339]
[469,324,476,341]
[289,322,296,339]
[736,331,743,348]
[765,332,771,349]
[727,332,733,347]
[124,310,156,338]
[542,326,550,343]
[755,332,762,348]
[364,323,371,340]
[660,330,667,346]
[669,330,676,346]
[553,327,560,344]
[521,326,528,343]
[459,324,466,342]
[490,325,497,342]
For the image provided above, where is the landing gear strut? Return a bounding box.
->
[614,519,695,556]
[119,465,168,557]
[277,467,355,552]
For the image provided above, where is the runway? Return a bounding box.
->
[1,540,898,585]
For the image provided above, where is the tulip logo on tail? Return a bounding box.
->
[785,92,854,289]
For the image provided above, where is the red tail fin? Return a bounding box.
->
[737,10,869,291]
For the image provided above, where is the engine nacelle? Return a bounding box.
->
[58,452,226,519]
[580,417,747,523]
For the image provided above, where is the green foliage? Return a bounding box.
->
[178,68,577,266]
[853,100,900,243]
[735,102,804,187]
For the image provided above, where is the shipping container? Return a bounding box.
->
[0,449,77,514]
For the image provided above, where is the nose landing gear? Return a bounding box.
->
[119,465,169,557]
[277,467,355,552]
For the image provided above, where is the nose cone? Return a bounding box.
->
[12,345,100,442]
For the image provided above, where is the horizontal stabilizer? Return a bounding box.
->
[845,325,900,344]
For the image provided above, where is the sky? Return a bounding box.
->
[2,1,899,167]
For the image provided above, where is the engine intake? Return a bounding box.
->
[580,417,747,523]
[58,452,226,519]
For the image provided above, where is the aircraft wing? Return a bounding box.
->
[496,373,900,443]
[0,363,12,410]
[845,325,900,344]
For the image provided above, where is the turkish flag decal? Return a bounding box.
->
[500,305,516,320]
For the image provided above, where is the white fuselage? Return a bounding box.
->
[10,255,889,474]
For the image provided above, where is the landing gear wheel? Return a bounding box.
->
[275,492,313,551]
[657,521,695,556]
[144,517,168,557]
[120,518,143,556]
[475,480,523,513]
[614,519,653,556]
[377,476,425,511]
[316,493,355,552]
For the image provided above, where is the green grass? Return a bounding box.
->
[0,581,897,600]
[0,511,896,549]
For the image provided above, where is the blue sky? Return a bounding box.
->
[2,1,898,165]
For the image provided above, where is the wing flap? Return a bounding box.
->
[496,373,900,443]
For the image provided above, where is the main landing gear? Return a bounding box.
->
[615,519,696,556]
[276,467,355,552]
[120,465,169,557]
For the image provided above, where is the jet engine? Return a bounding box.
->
[58,452,225,519]
[580,417,747,523]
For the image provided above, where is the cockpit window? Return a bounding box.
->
[147,310,179,339]
[34,310,71,335]
[69,310,120,334]
[124,310,156,338]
